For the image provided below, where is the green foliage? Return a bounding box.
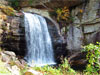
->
[33,58,76,75]
[56,6,70,21]
[34,65,62,75]
[0,4,15,16]
[60,58,76,73]
[82,42,100,74]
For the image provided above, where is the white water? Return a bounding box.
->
[24,12,56,66]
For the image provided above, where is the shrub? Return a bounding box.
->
[0,4,15,16]
[82,42,100,74]
[33,58,76,75]
[56,6,70,21]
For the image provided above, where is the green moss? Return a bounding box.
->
[0,4,16,16]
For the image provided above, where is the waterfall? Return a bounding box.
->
[24,12,56,66]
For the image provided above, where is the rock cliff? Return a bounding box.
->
[0,0,100,61]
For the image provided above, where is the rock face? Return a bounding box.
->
[0,2,26,55]
[22,0,100,55]
[0,2,65,63]
[66,0,100,53]
[1,16,26,55]
[66,25,83,52]
[0,0,100,63]
[19,0,85,8]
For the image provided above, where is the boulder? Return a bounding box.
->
[68,52,87,70]
[3,51,16,57]
[0,51,16,63]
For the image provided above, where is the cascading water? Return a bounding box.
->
[24,12,56,66]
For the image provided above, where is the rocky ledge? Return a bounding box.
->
[19,0,86,9]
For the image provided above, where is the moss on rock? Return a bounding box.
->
[0,4,16,16]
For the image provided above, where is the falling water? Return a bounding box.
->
[24,12,56,66]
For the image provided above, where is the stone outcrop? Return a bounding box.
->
[66,0,100,53]
[19,0,85,9]
[0,15,26,55]
[0,0,100,64]
[0,4,26,55]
